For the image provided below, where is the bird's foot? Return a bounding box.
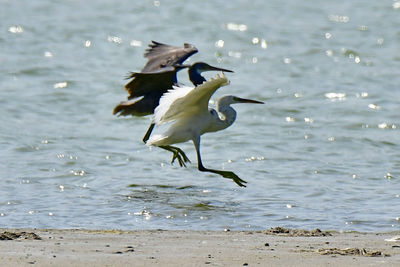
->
[160,145,191,167]
[217,170,247,187]
[199,166,247,187]
[170,147,191,167]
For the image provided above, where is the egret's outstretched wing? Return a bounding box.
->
[153,85,193,124]
[154,73,229,124]
[142,41,198,72]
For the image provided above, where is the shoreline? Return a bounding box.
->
[1,228,399,266]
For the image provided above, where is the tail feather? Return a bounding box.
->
[113,94,161,117]
[113,97,149,117]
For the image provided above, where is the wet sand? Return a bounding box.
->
[0,228,399,266]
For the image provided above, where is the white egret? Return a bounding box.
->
[146,73,264,187]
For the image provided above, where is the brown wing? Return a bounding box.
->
[114,41,197,117]
[124,67,178,99]
[141,41,198,72]
[113,92,163,116]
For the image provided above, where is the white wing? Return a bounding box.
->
[153,73,229,125]
[153,85,192,124]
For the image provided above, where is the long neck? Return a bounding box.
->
[188,68,206,86]
[211,102,237,132]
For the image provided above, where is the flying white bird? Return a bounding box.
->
[146,73,264,187]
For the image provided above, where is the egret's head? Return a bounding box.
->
[217,95,264,108]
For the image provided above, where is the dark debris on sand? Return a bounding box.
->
[0,231,41,241]
[264,227,332,237]
[318,247,388,257]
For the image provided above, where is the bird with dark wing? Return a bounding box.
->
[114,41,198,117]
[114,41,233,117]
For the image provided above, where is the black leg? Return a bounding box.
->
[199,166,247,187]
[193,137,247,187]
[159,145,191,167]
[143,123,155,143]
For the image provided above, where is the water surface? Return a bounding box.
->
[1,0,400,232]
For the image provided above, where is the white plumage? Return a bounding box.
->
[147,73,264,187]
[148,73,230,146]
[153,73,230,125]
[152,85,193,125]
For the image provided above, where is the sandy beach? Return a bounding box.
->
[0,228,399,266]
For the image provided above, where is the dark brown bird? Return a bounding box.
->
[113,41,232,117]
[113,41,198,116]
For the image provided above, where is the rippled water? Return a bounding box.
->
[1,0,400,232]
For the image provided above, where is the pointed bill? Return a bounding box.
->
[233,96,264,104]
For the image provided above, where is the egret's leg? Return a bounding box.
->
[193,137,247,187]
[159,145,191,167]
[142,123,155,143]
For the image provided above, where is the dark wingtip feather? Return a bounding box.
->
[144,41,169,58]
[124,72,138,80]
[113,104,122,116]
[113,102,132,116]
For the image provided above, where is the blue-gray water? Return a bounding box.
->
[1,0,399,232]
